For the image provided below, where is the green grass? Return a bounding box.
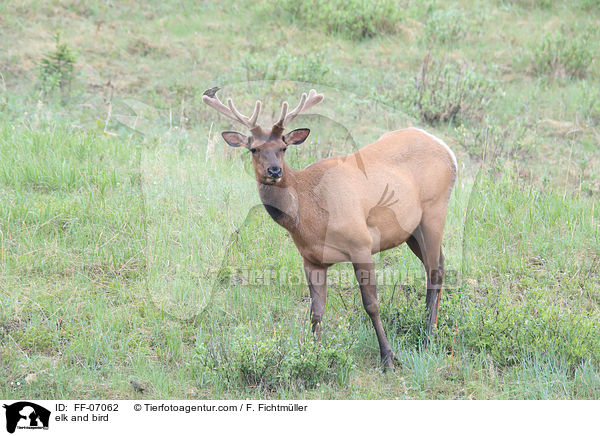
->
[1,0,599,399]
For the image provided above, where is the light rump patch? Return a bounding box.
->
[409,127,458,171]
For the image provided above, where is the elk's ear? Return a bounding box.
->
[283,128,310,145]
[222,131,250,148]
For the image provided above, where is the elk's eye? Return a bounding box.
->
[250,148,257,154]
[282,147,287,152]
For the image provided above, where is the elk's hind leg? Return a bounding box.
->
[407,214,447,337]
[425,247,444,336]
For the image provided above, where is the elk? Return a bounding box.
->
[203,88,457,369]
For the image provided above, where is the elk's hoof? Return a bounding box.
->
[381,351,397,371]
[311,323,322,340]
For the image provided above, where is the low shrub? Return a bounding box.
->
[196,327,353,391]
[455,120,530,161]
[268,0,403,40]
[38,32,77,95]
[580,85,600,125]
[424,8,469,45]
[10,324,58,354]
[498,0,553,9]
[378,284,600,369]
[402,56,499,124]
[241,49,330,83]
[532,30,593,80]
[457,288,600,367]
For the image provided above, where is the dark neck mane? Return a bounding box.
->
[257,162,299,229]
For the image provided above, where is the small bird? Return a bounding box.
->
[203,86,221,98]
[130,380,147,393]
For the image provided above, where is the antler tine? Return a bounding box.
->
[285,92,307,122]
[227,98,252,127]
[202,88,261,130]
[276,89,324,128]
[275,101,289,127]
[249,100,262,127]
[202,93,238,122]
[302,89,324,112]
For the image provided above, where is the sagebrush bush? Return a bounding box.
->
[568,82,600,125]
[380,299,429,347]
[38,32,77,94]
[377,284,600,368]
[457,288,600,367]
[11,324,58,354]
[532,30,593,80]
[499,0,553,9]
[577,0,600,10]
[269,0,402,40]
[402,57,499,124]
[241,49,330,83]
[455,120,530,161]
[424,8,469,44]
[196,328,353,391]
[581,86,600,125]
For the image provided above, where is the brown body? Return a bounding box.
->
[204,89,457,368]
[260,128,456,265]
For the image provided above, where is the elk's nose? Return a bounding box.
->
[267,166,282,179]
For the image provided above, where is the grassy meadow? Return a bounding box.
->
[0,0,599,399]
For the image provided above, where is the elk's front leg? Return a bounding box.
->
[353,261,396,370]
[303,259,328,337]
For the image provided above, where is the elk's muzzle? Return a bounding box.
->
[267,166,283,179]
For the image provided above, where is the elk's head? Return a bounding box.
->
[202,89,323,185]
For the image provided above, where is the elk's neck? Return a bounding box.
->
[257,162,300,230]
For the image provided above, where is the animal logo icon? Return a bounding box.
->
[2,402,50,434]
